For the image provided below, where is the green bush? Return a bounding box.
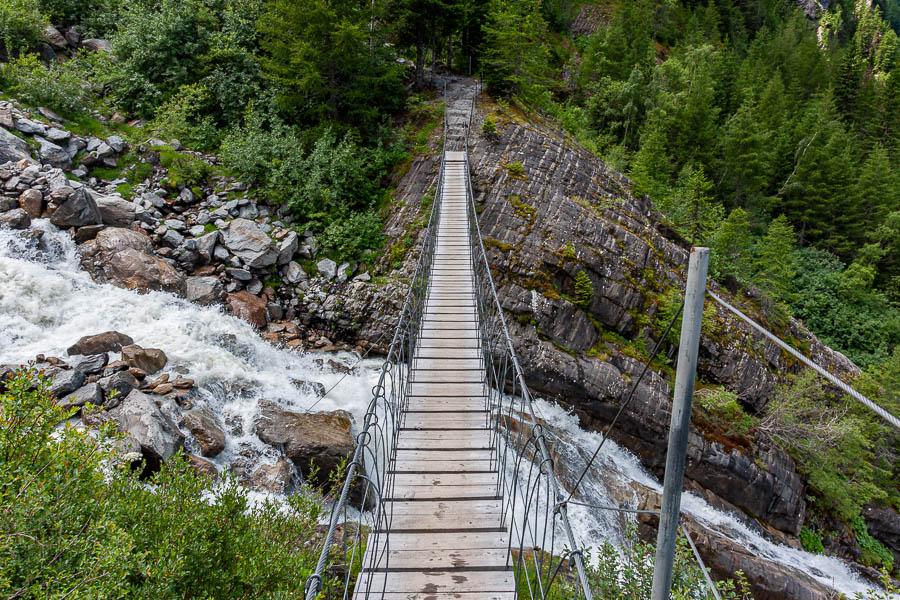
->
[696,387,757,437]
[322,211,384,263]
[482,114,499,139]
[800,526,825,554]
[157,146,211,188]
[0,53,94,114]
[0,0,46,56]
[506,161,524,176]
[0,368,326,599]
[150,83,220,151]
[852,515,894,572]
[37,0,98,23]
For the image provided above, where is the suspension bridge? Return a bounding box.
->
[302,79,900,600]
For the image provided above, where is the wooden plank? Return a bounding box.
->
[411,371,484,384]
[355,570,515,594]
[391,459,494,472]
[372,531,508,551]
[399,429,491,440]
[385,499,503,515]
[390,484,498,499]
[397,438,492,450]
[414,358,482,369]
[414,348,481,360]
[403,414,488,429]
[393,473,497,487]
[375,548,509,570]
[409,382,486,396]
[384,513,504,530]
[356,593,514,600]
[406,399,487,411]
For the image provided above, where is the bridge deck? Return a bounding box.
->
[353,152,514,599]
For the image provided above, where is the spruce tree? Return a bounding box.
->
[755,215,796,300]
[710,207,755,282]
[481,0,550,101]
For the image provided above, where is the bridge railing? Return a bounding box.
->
[303,113,447,600]
[462,137,594,599]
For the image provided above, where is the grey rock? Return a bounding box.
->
[248,459,294,494]
[186,276,222,306]
[82,38,112,52]
[165,218,186,231]
[46,127,70,142]
[60,383,103,409]
[238,203,258,219]
[0,208,30,229]
[317,258,337,280]
[107,135,126,153]
[863,504,900,552]
[162,229,184,248]
[51,188,102,228]
[336,262,351,283]
[109,390,184,462]
[277,231,299,265]
[43,25,68,49]
[98,371,138,403]
[196,230,218,263]
[79,227,185,295]
[15,118,47,135]
[67,331,134,355]
[284,261,307,284]
[73,352,108,374]
[353,272,371,282]
[188,224,205,237]
[0,127,32,164]
[19,189,43,218]
[213,245,230,262]
[226,267,252,281]
[184,406,226,457]
[50,369,86,398]
[93,193,136,227]
[246,279,263,295]
[35,136,72,169]
[256,400,355,485]
[220,218,278,269]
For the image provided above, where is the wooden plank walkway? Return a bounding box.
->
[353,151,514,599]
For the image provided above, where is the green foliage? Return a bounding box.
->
[482,0,551,103]
[157,146,212,188]
[695,387,757,437]
[0,0,45,56]
[150,83,220,151]
[0,368,325,599]
[257,0,404,135]
[709,207,755,282]
[579,524,753,599]
[754,215,796,301]
[574,269,594,309]
[852,515,894,572]
[221,114,391,225]
[761,372,887,521]
[322,210,384,263]
[481,114,499,139]
[506,161,524,177]
[800,526,825,554]
[0,53,94,114]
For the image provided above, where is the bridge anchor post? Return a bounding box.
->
[651,246,710,600]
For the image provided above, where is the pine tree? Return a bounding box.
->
[851,144,900,246]
[481,0,550,101]
[629,116,672,203]
[754,215,796,300]
[710,207,755,282]
[718,99,774,207]
[669,163,723,245]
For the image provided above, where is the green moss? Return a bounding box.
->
[484,237,515,253]
[116,183,134,199]
[203,223,218,234]
[561,242,576,259]
[506,161,524,178]
[507,195,536,221]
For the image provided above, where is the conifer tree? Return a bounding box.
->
[755,215,796,300]
[481,0,550,101]
[718,99,774,207]
[710,207,755,282]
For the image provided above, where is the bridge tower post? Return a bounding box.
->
[651,246,710,600]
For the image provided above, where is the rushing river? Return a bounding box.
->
[0,221,891,598]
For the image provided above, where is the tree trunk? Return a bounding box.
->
[416,43,425,89]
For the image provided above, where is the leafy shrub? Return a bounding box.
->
[151,83,220,151]
[157,146,211,187]
[852,515,894,572]
[695,387,757,437]
[221,113,387,224]
[506,160,524,176]
[760,372,886,520]
[482,114,499,139]
[0,0,45,56]
[574,270,594,309]
[580,524,753,599]
[322,211,384,263]
[0,53,93,114]
[37,0,99,23]
[800,526,825,554]
[0,367,326,599]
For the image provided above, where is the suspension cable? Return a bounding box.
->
[707,289,900,432]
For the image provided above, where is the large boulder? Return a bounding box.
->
[220,218,278,269]
[50,369,86,398]
[184,406,226,458]
[0,127,32,164]
[248,459,294,494]
[863,504,900,553]
[51,188,102,228]
[67,331,134,355]
[256,400,355,484]
[35,136,72,169]
[92,193,136,227]
[226,291,268,328]
[59,382,103,410]
[186,276,222,306]
[98,370,138,404]
[0,208,31,230]
[79,227,185,295]
[109,389,185,464]
[120,344,167,374]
